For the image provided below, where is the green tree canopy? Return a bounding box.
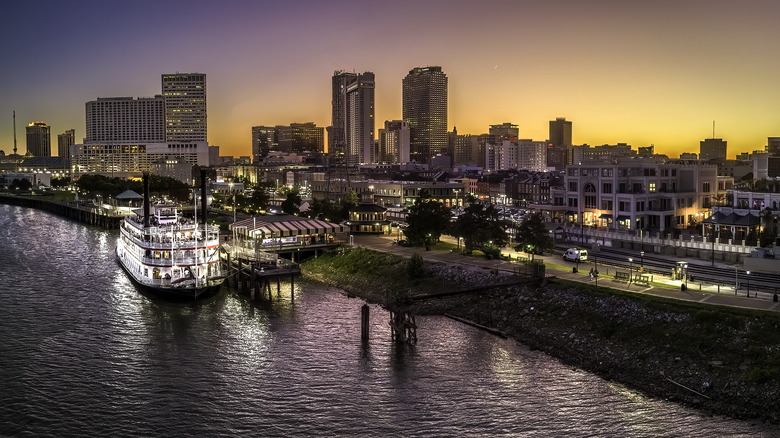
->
[513,212,554,260]
[281,189,302,214]
[451,203,508,257]
[404,199,451,246]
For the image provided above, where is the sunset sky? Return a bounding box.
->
[2,0,779,159]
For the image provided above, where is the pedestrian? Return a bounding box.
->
[589,268,594,281]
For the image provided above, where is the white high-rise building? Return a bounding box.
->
[378,120,410,163]
[517,139,548,172]
[85,97,165,143]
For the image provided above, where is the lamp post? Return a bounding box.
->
[746,270,751,297]
[594,256,598,288]
[628,257,633,283]
[640,250,644,272]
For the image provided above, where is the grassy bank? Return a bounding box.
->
[301,246,780,424]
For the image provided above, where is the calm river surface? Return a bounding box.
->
[0,204,774,437]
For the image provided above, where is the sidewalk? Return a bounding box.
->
[351,234,780,314]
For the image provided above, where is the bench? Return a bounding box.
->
[634,274,650,285]
[615,271,630,281]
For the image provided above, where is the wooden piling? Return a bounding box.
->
[361,304,370,341]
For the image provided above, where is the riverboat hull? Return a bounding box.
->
[116,248,224,300]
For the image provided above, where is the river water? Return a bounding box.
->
[0,204,774,437]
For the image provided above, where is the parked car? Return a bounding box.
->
[562,248,588,262]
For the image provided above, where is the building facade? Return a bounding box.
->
[86,97,165,143]
[71,73,210,177]
[700,138,727,162]
[161,73,207,143]
[540,159,718,233]
[330,71,375,165]
[378,120,410,164]
[403,66,448,164]
[489,123,519,142]
[57,129,75,159]
[549,117,572,147]
[26,122,51,157]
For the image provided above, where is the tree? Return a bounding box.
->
[404,199,451,247]
[407,253,426,279]
[513,212,554,260]
[759,208,776,247]
[451,202,508,257]
[281,189,302,215]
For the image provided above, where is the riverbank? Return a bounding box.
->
[302,246,780,425]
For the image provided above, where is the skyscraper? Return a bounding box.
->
[549,117,573,168]
[330,71,375,165]
[402,66,448,163]
[549,117,572,147]
[58,129,75,159]
[26,122,51,157]
[161,73,207,143]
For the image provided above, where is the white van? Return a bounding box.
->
[562,248,588,262]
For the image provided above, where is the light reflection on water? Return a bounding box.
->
[0,205,774,437]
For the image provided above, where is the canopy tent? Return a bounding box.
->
[231,215,343,238]
[115,190,143,200]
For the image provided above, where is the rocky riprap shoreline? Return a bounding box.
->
[302,251,780,425]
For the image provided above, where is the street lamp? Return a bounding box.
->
[746,271,751,297]
[640,250,644,272]
[628,257,633,283]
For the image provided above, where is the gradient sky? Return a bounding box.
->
[2,0,779,159]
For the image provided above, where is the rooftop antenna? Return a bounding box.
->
[12,111,18,172]
[12,110,17,155]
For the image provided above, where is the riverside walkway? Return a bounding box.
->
[351,234,780,314]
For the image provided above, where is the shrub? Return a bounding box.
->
[407,253,426,279]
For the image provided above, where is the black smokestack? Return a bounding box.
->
[143,172,150,228]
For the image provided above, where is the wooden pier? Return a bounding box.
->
[0,194,123,228]
[222,243,301,302]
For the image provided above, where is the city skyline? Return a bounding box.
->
[2,0,780,158]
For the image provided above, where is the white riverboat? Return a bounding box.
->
[116,201,225,300]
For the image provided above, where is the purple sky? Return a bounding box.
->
[2,0,780,158]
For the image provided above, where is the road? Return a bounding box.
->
[351,233,780,314]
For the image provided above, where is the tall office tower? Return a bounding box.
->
[57,129,75,158]
[489,123,519,142]
[330,71,354,160]
[403,66,448,163]
[85,97,165,143]
[251,125,277,163]
[346,72,375,164]
[330,71,375,164]
[766,137,780,156]
[699,138,727,162]
[162,73,207,142]
[549,117,572,147]
[26,122,51,157]
[378,120,410,163]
